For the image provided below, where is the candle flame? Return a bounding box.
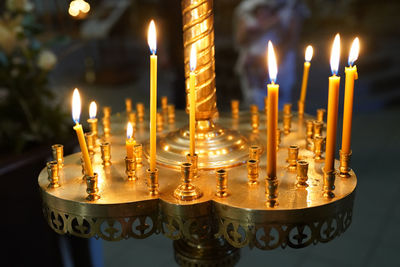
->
[330,34,340,75]
[305,45,313,62]
[147,20,157,54]
[127,122,133,139]
[190,44,197,72]
[348,37,360,66]
[68,0,90,17]
[89,101,97,119]
[72,88,81,124]
[267,41,278,83]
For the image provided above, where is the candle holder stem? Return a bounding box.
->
[323,170,336,198]
[339,150,352,178]
[125,157,137,181]
[147,168,159,196]
[174,163,202,201]
[266,176,278,207]
[86,173,100,201]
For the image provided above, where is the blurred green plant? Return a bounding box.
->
[0,0,69,154]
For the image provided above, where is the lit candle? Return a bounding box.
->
[341,37,359,155]
[266,41,279,179]
[189,45,197,156]
[148,20,158,171]
[126,122,135,159]
[299,45,313,104]
[87,101,98,139]
[325,34,341,173]
[72,88,94,176]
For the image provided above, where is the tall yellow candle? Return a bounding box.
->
[189,45,197,156]
[341,37,359,155]
[126,122,136,159]
[299,45,313,103]
[266,41,279,178]
[325,34,341,173]
[72,88,94,177]
[148,20,158,171]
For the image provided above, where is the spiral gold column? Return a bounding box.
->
[182,0,217,121]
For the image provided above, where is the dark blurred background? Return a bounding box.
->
[1,0,399,266]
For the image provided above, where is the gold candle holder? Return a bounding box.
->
[247,159,259,186]
[47,160,60,188]
[250,104,258,114]
[251,113,259,133]
[85,132,95,156]
[125,156,137,181]
[323,170,336,198]
[87,118,98,140]
[298,101,304,118]
[134,144,143,168]
[215,169,228,198]
[157,112,164,132]
[317,108,326,122]
[136,102,145,122]
[287,145,299,171]
[266,175,278,207]
[102,117,111,139]
[231,100,239,119]
[174,162,203,201]
[314,136,325,161]
[249,145,261,161]
[306,120,314,151]
[161,96,168,114]
[85,173,100,201]
[186,153,198,178]
[168,104,175,124]
[146,168,159,196]
[51,144,64,168]
[103,106,111,118]
[283,103,292,116]
[101,142,111,167]
[125,98,132,114]
[283,114,292,135]
[339,150,352,178]
[313,120,323,138]
[296,160,309,188]
[129,112,137,129]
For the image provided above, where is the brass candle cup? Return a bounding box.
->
[339,150,352,178]
[306,120,314,151]
[186,153,198,178]
[296,160,309,188]
[136,102,145,122]
[323,169,336,198]
[251,113,259,133]
[249,145,261,161]
[161,96,168,114]
[101,142,112,167]
[247,159,259,186]
[287,145,299,171]
[215,169,228,198]
[85,173,100,201]
[317,108,326,122]
[266,175,278,207]
[168,104,175,124]
[313,120,323,139]
[157,112,164,132]
[250,104,258,114]
[283,103,292,116]
[146,168,159,196]
[231,100,239,119]
[313,136,325,161]
[174,162,203,201]
[103,106,111,118]
[134,144,143,168]
[125,156,137,181]
[47,160,60,188]
[102,117,111,139]
[51,144,64,168]
[283,114,292,135]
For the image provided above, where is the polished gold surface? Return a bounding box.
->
[339,149,352,178]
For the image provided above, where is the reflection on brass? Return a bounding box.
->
[174,162,203,201]
[314,136,325,161]
[339,150,352,178]
[47,160,60,188]
[101,142,111,167]
[251,113,259,133]
[129,112,137,129]
[247,159,259,186]
[298,101,304,118]
[306,120,314,151]
[216,169,228,197]
[323,170,336,198]
[296,160,309,188]
[283,114,292,135]
[136,102,145,122]
[126,98,132,114]
[102,117,110,139]
[125,156,137,181]
[147,168,159,196]
[283,103,292,115]
[313,120,323,138]
[85,132,95,156]
[157,112,163,132]
[266,175,278,207]
[168,104,175,124]
[287,145,299,171]
[249,145,261,161]
[161,96,168,114]
[52,144,64,168]
[317,108,326,122]
[134,144,143,168]
[250,104,258,114]
[182,0,217,120]
[103,106,111,118]
[231,100,239,119]
[85,173,100,201]
[87,118,98,140]
[186,153,198,178]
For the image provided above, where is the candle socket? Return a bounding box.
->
[247,159,259,186]
[249,145,261,161]
[125,157,137,181]
[157,112,164,132]
[339,150,352,178]
[101,142,111,167]
[47,160,60,188]
[103,106,111,118]
[161,96,168,114]
[287,145,299,171]
[85,132,95,156]
[317,108,326,122]
[102,117,111,139]
[306,120,314,151]
[250,104,258,114]
[125,98,132,114]
[174,162,203,201]
[266,176,278,207]
[298,101,304,118]
[283,103,292,116]
[128,112,137,129]
[136,102,145,122]
[85,173,100,201]
[186,153,198,178]
[134,144,143,168]
[296,160,309,188]
[168,104,175,124]
[251,113,259,133]
[215,169,228,198]
[87,118,98,140]
[51,144,64,168]
[231,100,239,119]
[313,136,325,161]
[146,168,159,196]
[313,120,323,139]
[283,114,292,135]
[323,170,336,198]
